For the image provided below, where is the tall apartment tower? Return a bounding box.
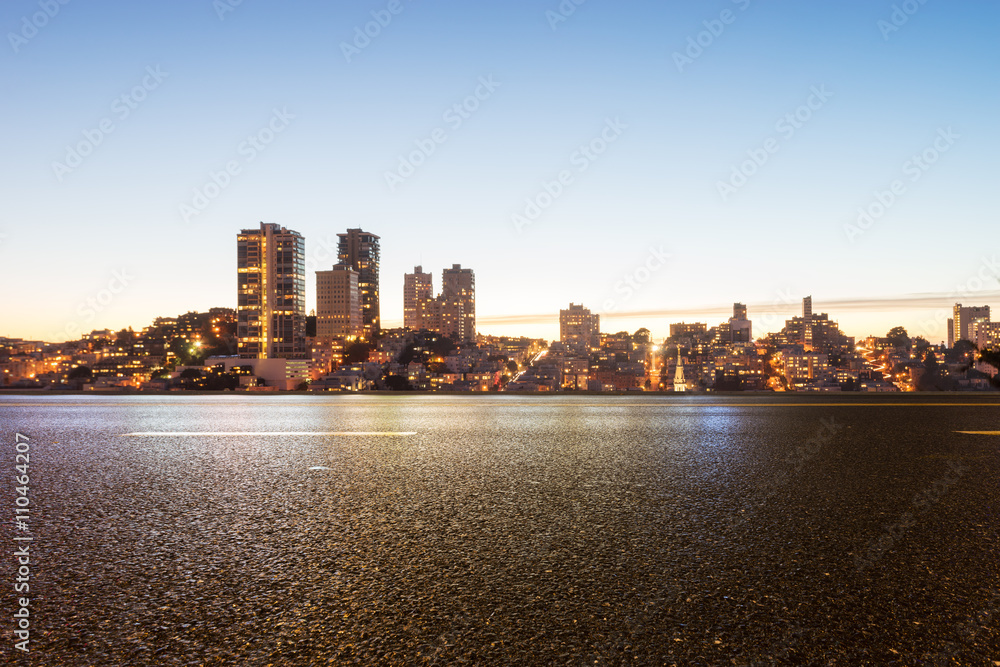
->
[337,229,380,339]
[803,296,813,349]
[952,304,991,346]
[560,303,600,353]
[403,266,433,330]
[237,222,306,359]
[442,264,476,341]
[316,265,363,340]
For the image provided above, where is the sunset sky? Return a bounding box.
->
[2,0,998,343]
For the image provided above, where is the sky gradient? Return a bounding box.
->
[2,0,998,344]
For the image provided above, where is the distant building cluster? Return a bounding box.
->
[403,264,476,342]
[2,224,998,392]
[505,297,997,393]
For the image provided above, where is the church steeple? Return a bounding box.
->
[673,346,688,393]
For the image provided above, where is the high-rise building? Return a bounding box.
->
[952,304,991,346]
[728,302,752,344]
[237,222,306,359]
[316,264,362,340]
[402,263,477,342]
[442,264,475,341]
[403,266,433,330]
[337,229,380,339]
[765,298,854,356]
[560,303,600,353]
[972,320,1000,350]
[803,296,813,349]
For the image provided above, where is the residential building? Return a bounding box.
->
[952,304,991,346]
[714,303,752,345]
[973,320,1000,350]
[560,303,600,353]
[237,222,306,359]
[403,266,433,330]
[337,228,380,339]
[316,265,363,340]
[442,264,476,341]
[803,296,813,349]
[403,264,477,342]
[729,302,752,344]
[768,298,854,356]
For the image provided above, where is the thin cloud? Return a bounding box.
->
[479,292,1000,327]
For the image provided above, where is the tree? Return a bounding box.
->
[429,335,456,357]
[506,360,519,374]
[912,336,931,356]
[946,340,977,365]
[345,342,372,364]
[68,365,92,380]
[979,348,1000,370]
[384,375,412,391]
[918,352,943,391]
[633,328,651,345]
[886,326,910,349]
[398,344,416,366]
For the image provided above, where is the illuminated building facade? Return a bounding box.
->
[403,266,433,330]
[337,228,380,339]
[237,222,306,359]
[316,264,363,340]
[442,264,476,341]
[560,303,600,353]
[952,304,990,346]
[403,264,477,342]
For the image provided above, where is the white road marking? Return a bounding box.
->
[122,431,417,436]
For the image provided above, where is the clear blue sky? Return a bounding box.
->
[2,0,998,344]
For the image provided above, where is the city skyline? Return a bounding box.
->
[7,216,999,347]
[2,1,999,343]
[5,217,1000,346]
